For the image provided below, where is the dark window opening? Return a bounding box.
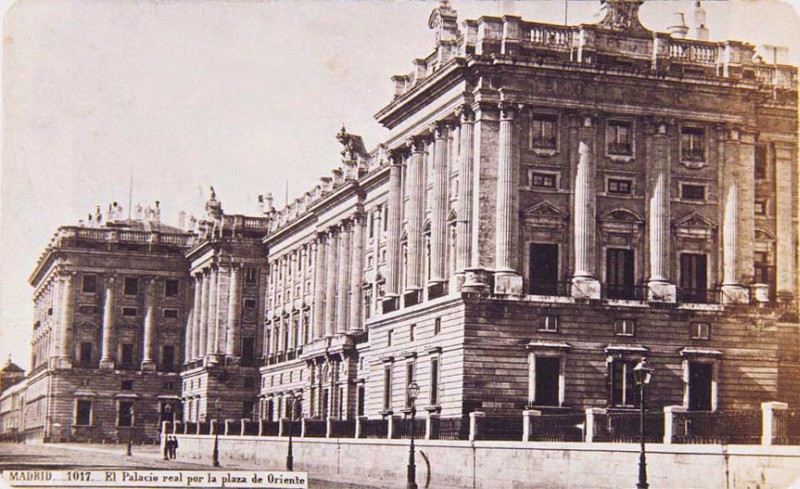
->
[754,145,768,180]
[404,362,415,408]
[679,254,708,303]
[357,384,366,417]
[688,362,713,411]
[82,275,98,294]
[241,337,255,367]
[530,172,557,188]
[681,127,705,162]
[531,114,557,149]
[608,179,633,195]
[163,308,179,319]
[244,268,258,286]
[382,365,392,411]
[610,360,640,408]
[534,356,560,406]
[529,243,559,295]
[123,277,139,296]
[430,357,440,406]
[434,317,441,336]
[118,401,134,427]
[120,343,135,370]
[162,345,175,372]
[243,298,257,309]
[606,248,635,299]
[607,121,633,155]
[121,380,133,391]
[76,400,92,426]
[681,184,706,201]
[79,342,93,368]
[122,307,138,317]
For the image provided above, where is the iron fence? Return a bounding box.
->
[673,411,762,445]
[259,420,279,437]
[527,413,586,442]
[393,417,426,440]
[243,421,259,436]
[359,419,388,439]
[183,422,196,434]
[593,411,664,443]
[303,420,327,438]
[432,417,467,440]
[478,417,524,441]
[197,422,210,435]
[774,409,800,445]
[329,419,356,438]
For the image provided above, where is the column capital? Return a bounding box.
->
[644,116,676,136]
[407,135,430,153]
[566,110,598,128]
[498,101,521,121]
[455,103,475,124]
[431,120,454,139]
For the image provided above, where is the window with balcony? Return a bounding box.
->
[529,243,559,295]
[79,342,93,368]
[679,253,708,303]
[244,268,258,286]
[606,248,635,299]
[607,121,633,156]
[530,114,557,150]
[120,343,135,370]
[161,345,175,372]
[681,127,705,162]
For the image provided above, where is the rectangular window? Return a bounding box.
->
[688,362,713,411]
[163,308,179,319]
[243,298,257,309]
[690,322,711,340]
[164,279,180,298]
[607,121,633,155]
[357,384,366,417]
[434,318,441,336]
[607,178,633,195]
[530,114,557,149]
[681,184,706,201]
[123,277,139,296]
[606,248,635,299]
[120,344,135,370]
[409,324,415,342]
[383,365,392,411]
[78,305,98,314]
[613,319,635,336]
[681,127,705,162]
[76,400,92,426]
[754,199,767,216]
[121,380,133,391]
[122,307,138,317]
[610,360,640,407]
[679,254,708,303]
[430,357,440,406]
[82,275,98,294]
[162,345,175,372]
[244,268,258,286]
[387,330,393,347]
[79,342,93,368]
[404,362,415,408]
[241,337,255,367]
[754,145,768,180]
[118,401,134,427]
[534,356,560,406]
[538,315,558,332]
[530,172,557,189]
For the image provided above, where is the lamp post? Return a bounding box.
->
[163,404,173,460]
[406,381,420,489]
[286,393,301,471]
[212,398,221,467]
[633,357,654,489]
[126,405,134,456]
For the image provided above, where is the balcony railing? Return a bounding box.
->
[607,142,633,156]
[677,288,721,305]
[529,280,571,297]
[603,284,648,301]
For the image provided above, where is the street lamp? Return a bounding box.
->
[406,381,420,489]
[126,405,135,456]
[163,404,173,460]
[212,398,221,467]
[633,357,654,489]
[286,393,301,471]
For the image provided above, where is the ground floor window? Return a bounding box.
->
[118,400,134,427]
[527,345,570,407]
[75,399,92,426]
[681,352,719,412]
[609,359,640,408]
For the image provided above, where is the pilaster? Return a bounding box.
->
[646,119,676,302]
[456,105,476,291]
[99,275,116,369]
[774,143,796,302]
[720,126,749,304]
[141,277,157,371]
[429,120,451,289]
[325,227,339,336]
[225,264,242,361]
[349,213,365,332]
[571,114,600,299]
[405,136,428,296]
[494,102,523,295]
[313,234,327,339]
[336,221,352,333]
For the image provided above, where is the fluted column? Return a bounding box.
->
[198,271,209,358]
[184,308,194,365]
[372,207,383,313]
[325,228,339,336]
[571,115,601,299]
[721,127,749,304]
[406,137,427,296]
[430,121,450,287]
[141,278,157,371]
[457,106,475,289]
[775,143,796,302]
[647,121,676,302]
[494,103,523,295]
[99,276,116,369]
[226,265,242,359]
[191,274,203,361]
[313,236,326,339]
[350,213,365,332]
[385,153,404,304]
[206,267,219,361]
[336,222,352,333]
[56,272,76,368]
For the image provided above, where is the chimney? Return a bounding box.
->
[667,12,689,39]
[178,210,186,229]
[694,1,709,41]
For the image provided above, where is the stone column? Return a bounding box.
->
[336,221,352,333]
[494,103,523,295]
[313,235,327,339]
[141,278,157,371]
[372,207,382,313]
[184,308,193,365]
[99,276,116,369]
[325,228,338,336]
[226,265,242,359]
[429,121,450,289]
[775,144,796,302]
[647,121,677,302]
[384,152,404,305]
[405,137,427,297]
[57,272,76,368]
[198,271,209,359]
[457,106,475,291]
[206,267,219,361]
[571,115,601,299]
[721,127,749,304]
[350,213,365,332]
[191,274,203,361]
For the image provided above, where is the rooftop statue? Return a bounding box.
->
[598,0,647,32]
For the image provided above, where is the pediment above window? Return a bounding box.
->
[673,212,716,230]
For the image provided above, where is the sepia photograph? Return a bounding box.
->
[1,0,800,487]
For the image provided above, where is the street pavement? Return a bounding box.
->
[0,443,385,489]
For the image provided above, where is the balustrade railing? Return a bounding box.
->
[668,39,719,65]
[527,24,573,49]
[603,284,648,301]
[677,287,721,305]
[673,410,762,445]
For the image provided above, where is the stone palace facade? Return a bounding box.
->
[2,0,800,443]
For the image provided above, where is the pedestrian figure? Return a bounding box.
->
[171,436,179,460]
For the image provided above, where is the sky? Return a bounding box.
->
[1,0,799,371]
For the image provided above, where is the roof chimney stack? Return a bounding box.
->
[694,1,709,41]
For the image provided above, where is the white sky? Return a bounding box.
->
[1,0,799,371]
